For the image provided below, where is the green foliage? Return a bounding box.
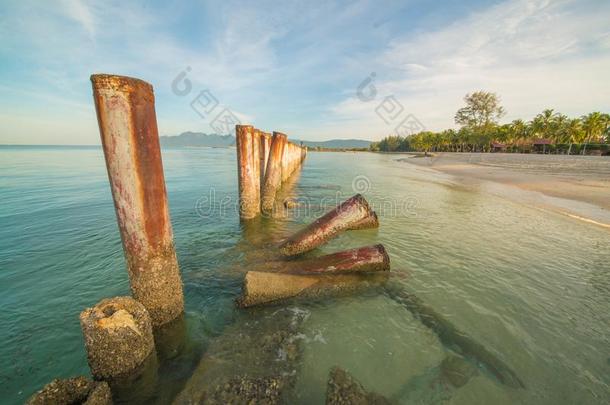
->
[374,92,609,155]
[454,91,505,131]
[371,135,411,152]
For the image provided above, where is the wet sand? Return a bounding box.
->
[400,153,610,228]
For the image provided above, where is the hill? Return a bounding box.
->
[293,139,371,149]
[160,132,371,150]
[159,132,235,148]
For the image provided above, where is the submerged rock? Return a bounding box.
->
[439,354,478,388]
[203,376,283,404]
[86,382,113,404]
[174,307,309,404]
[326,367,392,405]
[26,376,111,405]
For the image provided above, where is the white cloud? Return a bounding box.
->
[59,0,96,38]
[329,0,610,138]
[2,0,609,143]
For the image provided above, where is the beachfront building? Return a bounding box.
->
[532,138,552,154]
[490,141,506,153]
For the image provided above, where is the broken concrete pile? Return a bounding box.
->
[238,194,389,307]
[233,125,388,307]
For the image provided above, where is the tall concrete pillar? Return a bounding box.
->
[259,131,271,191]
[261,132,287,215]
[91,74,184,327]
[236,125,261,219]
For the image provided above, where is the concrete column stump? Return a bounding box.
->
[80,296,155,380]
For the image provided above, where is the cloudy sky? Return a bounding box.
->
[1,0,609,144]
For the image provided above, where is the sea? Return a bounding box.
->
[1,145,609,404]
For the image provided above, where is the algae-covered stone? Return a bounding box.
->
[440,354,478,388]
[326,366,392,405]
[174,307,308,404]
[26,377,111,405]
[85,382,113,404]
[203,376,283,404]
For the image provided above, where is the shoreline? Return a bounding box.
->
[399,153,610,229]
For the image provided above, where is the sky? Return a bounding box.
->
[1,0,609,144]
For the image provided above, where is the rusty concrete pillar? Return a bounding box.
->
[288,143,295,178]
[259,131,271,191]
[236,125,261,219]
[290,143,298,176]
[261,131,287,214]
[281,142,291,183]
[279,194,379,256]
[80,296,155,380]
[91,74,184,326]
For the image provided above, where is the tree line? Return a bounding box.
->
[370,91,610,155]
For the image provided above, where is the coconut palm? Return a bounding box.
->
[530,109,557,141]
[565,119,585,155]
[581,112,605,154]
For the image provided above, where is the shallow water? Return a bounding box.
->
[1,146,609,404]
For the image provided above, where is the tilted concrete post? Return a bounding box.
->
[236,125,261,219]
[237,269,388,307]
[261,132,287,214]
[281,244,389,274]
[248,244,390,275]
[279,194,379,256]
[91,74,184,326]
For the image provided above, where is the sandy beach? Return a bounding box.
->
[401,153,610,228]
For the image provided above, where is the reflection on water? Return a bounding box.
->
[0,147,609,404]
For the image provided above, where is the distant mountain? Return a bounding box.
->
[292,139,371,149]
[160,132,371,150]
[159,132,235,148]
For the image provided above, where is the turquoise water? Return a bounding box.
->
[1,146,609,404]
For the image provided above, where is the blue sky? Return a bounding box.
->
[1,0,609,144]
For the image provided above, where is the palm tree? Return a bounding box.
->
[531,109,557,141]
[553,113,569,145]
[581,112,605,155]
[565,119,584,155]
[601,113,610,143]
